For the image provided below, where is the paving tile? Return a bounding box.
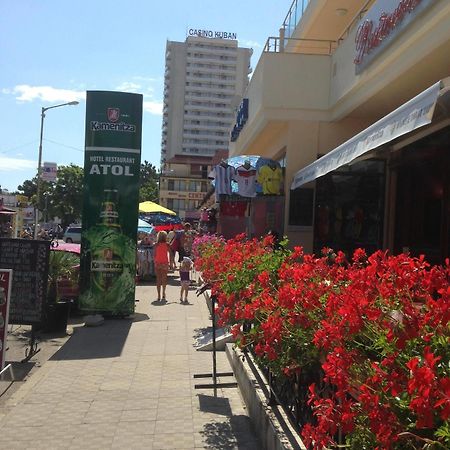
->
[121,408,158,422]
[0,282,261,449]
[152,432,195,449]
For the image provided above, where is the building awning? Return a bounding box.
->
[291,79,449,190]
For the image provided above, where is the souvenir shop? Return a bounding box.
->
[210,156,285,240]
[292,79,450,265]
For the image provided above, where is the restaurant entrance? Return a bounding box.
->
[393,127,450,265]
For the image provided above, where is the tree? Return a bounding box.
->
[139,160,159,203]
[49,165,83,227]
[17,164,83,227]
[17,178,38,199]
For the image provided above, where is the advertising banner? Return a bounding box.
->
[291,81,441,189]
[79,91,143,315]
[42,162,57,182]
[0,269,12,370]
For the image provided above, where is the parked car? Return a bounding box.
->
[63,226,82,243]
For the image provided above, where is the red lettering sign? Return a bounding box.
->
[355,0,422,65]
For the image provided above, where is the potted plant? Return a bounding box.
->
[44,250,79,333]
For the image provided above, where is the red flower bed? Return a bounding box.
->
[195,234,450,449]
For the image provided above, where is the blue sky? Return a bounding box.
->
[0,0,287,192]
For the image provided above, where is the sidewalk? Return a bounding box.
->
[0,275,260,449]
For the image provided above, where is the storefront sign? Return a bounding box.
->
[165,191,204,201]
[188,28,237,40]
[80,91,143,316]
[0,270,12,370]
[166,191,188,199]
[188,192,204,200]
[231,99,249,142]
[291,80,441,189]
[354,0,430,71]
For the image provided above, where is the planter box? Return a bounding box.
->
[44,301,72,334]
[226,344,307,450]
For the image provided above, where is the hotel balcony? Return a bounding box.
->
[230,41,333,156]
[231,0,450,156]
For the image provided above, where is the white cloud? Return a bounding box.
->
[115,79,157,98]
[115,77,162,115]
[3,81,162,115]
[115,81,142,93]
[0,156,35,171]
[143,100,163,115]
[8,85,85,103]
[240,40,263,49]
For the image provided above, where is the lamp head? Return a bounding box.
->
[68,101,79,106]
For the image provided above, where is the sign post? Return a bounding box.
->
[0,270,12,371]
[79,91,143,316]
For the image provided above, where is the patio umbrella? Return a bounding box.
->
[137,218,155,234]
[139,201,176,216]
[51,242,81,254]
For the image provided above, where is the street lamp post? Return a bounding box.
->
[34,101,79,239]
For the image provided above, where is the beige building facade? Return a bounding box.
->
[230,0,450,263]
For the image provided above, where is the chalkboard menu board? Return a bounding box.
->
[0,239,50,325]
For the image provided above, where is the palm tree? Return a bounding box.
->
[47,251,79,303]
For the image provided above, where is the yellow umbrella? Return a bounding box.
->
[138,201,176,216]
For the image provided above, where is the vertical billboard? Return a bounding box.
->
[79,91,143,316]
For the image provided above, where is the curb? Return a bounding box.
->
[226,344,307,450]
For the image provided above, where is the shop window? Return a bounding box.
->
[314,160,385,257]
[289,188,314,227]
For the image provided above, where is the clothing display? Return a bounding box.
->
[257,164,283,194]
[220,200,248,217]
[136,244,154,279]
[212,163,235,198]
[233,164,257,197]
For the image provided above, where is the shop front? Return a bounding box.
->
[392,128,450,264]
[211,155,285,240]
[291,78,450,264]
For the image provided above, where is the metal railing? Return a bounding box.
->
[337,0,374,43]
[242,320,345,445]
[282,0,311,40]
[279,0,374,51]
[264,36,338,55]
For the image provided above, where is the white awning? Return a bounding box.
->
[291,80,443,190]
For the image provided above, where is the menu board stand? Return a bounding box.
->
[21,324,41,363]
[0,238,50,362]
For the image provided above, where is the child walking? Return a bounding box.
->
[153,231,170,302]
[179,257,193,304]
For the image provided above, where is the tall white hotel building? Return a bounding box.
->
[159,31,252,220]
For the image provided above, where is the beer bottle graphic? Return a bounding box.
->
[90,189,124,292]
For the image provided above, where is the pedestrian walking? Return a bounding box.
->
[179,256,193,304]
[178,222,196,262]
[153,230,170,302]
[167,229,177,270]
